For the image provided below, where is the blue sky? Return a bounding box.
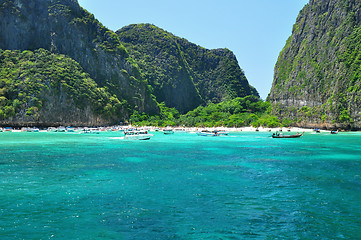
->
[78,0,309,99]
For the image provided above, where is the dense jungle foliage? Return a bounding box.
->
[0,49,129,121]
[130,96,286,128]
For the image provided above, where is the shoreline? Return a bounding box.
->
[143,126,332,133]
[0,125,349,133]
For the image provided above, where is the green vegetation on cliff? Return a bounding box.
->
[0,1,262,126]
[0,0,159,123]
[269,0,361,129]
[0,49,128,122]
[117,24,259,113]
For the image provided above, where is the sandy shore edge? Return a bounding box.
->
[143,126,321,133]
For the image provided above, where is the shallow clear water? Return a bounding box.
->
[0,131,361,239]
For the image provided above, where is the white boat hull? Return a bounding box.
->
[124,134,153,140]
[197,132,217,137]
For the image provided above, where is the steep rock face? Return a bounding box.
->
[0,0,159,125]
[269,0,361,129]
[117,24,258,113]
[0,49,127,126]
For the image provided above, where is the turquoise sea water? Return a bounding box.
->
[1,131,361,239]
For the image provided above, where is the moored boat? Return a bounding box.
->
[124,129,153,140]
[272,132,303,138]
[163,128,174,135]
[66,127,75,132]
[313,128,321,133]
[216,130,229,136]
[197,129,228,137]
[47,127,57,132]
[31,127,40,132]
[57,126,66,132]
[80,128,100,134]
[4,127,12,132]
[197,130,218,137]
[173,128,187,133]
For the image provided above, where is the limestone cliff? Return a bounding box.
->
[117,24,259,113]
[0,0,261,126]
[269,0,361,129]
[0,0,158,125]
[0,49,128,126]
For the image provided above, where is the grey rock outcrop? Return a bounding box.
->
[269,0,361,129]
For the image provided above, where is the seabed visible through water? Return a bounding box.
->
[0,131,360,239]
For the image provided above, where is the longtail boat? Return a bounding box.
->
[272,132,303,138]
